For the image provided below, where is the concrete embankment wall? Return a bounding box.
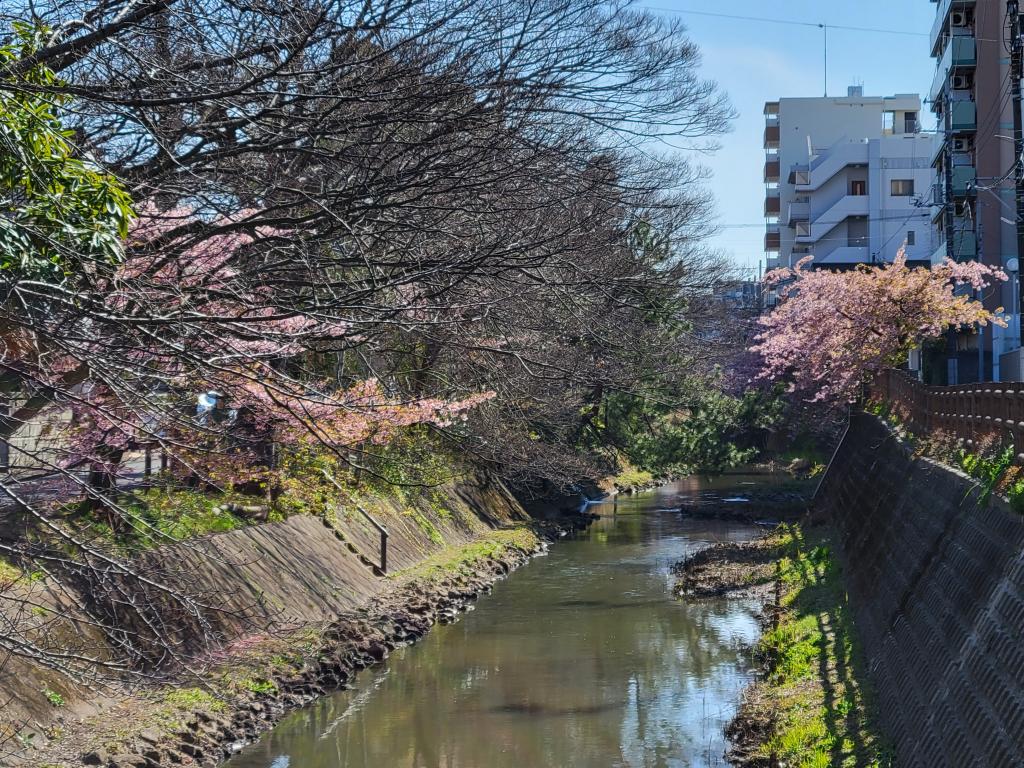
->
[0,470,531,734]
[816,413,1024,767]
[137,469,529,636]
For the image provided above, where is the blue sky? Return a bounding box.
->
[646,1,938,275]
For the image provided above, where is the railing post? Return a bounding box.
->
[381,529,388,575]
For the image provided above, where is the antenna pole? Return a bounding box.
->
[822,24,828,97]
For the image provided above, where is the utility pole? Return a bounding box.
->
[1011,0,1024,336]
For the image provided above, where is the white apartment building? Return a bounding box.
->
[764,87,939,272]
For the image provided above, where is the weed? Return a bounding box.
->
[243,678,277,696]
[753,525,891,768]
[163,687,224,712]
[41,687,64,708]
[405,507,444,545]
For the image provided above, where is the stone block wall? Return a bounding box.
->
[816,413,1024,767]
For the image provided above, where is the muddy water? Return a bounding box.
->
[225,477,774,768]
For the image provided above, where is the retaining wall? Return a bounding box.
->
[816,412,1024,767]
[0,470,531,736]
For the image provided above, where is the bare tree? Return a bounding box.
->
[0,0,735,688]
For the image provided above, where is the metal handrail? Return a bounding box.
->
[320,469,389,574]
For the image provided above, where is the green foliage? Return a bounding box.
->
[107,488,248,550]
[755,526,890,768]
[275,444,349,517]
[610,465,654,490]
[0,24,134,279]
[41,687,64,707]
[404,507,444,545]
[242,678,277,696]
[362,427,457,492]
[599,386,783,476]
[957,444,1014,502]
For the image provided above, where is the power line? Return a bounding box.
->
[641,7,928,37]
[646,6,1008,44]
[716,211,936,230]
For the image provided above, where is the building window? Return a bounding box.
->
[851,180,867,196]
[891,179,915,196]
[906,230,916,246]
[905,112,919,133]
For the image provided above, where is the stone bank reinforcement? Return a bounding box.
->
[817,412,1024,768]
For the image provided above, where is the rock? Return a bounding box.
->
[108,754,147,768]
[82,748,109,765]
[787,457,812,473]
[179,742,204,759]
[138,728,162,745]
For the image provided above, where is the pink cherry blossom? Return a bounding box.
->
[752,250,1006,403]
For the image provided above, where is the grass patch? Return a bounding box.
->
[71,487,254,552]
[749,525,891,768]
[611,466,654,490]
[162,687,225,712]
[404,507,445,545]
[393,527,539,581]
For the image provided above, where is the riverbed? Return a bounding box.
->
[225,478,770,768]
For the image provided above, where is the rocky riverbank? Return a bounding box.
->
[25,512,596,768]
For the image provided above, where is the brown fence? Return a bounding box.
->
[872,369,1024,456]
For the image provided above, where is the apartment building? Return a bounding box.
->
[764,89,936,276]
[929,0,1020,382]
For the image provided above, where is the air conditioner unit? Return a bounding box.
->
[952,137,974,152]
[951,10,967,26]
[952,74,971,90]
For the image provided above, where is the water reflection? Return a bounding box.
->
[226,478,768,768]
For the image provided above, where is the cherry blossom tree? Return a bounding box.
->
[752,252,1007,403]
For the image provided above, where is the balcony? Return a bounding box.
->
[931,0,976,56]
[930,33,976,102]
[930,133,948,166]
[787,201,810,226]
[950,100,976,132]
[765,191,781,216]
[764,159,780,183]
[951,165,976,195]
[765,224,781,252]
[764,125,780,150]
[950,226,978,259]
[764,101,780,117]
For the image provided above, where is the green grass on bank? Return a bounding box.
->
[392,527,539,581]
[751,525,892,768]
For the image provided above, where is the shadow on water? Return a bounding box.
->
[226,475,775,768]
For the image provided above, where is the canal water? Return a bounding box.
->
[225,478,771,768]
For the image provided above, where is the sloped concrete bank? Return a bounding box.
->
[4,472,596,768]
[816,412,1024,767]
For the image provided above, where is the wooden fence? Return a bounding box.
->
[872,369,1024,456]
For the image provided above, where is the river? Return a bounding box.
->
[225,476,773,768]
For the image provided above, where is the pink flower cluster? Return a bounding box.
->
[752,251,1007,403]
